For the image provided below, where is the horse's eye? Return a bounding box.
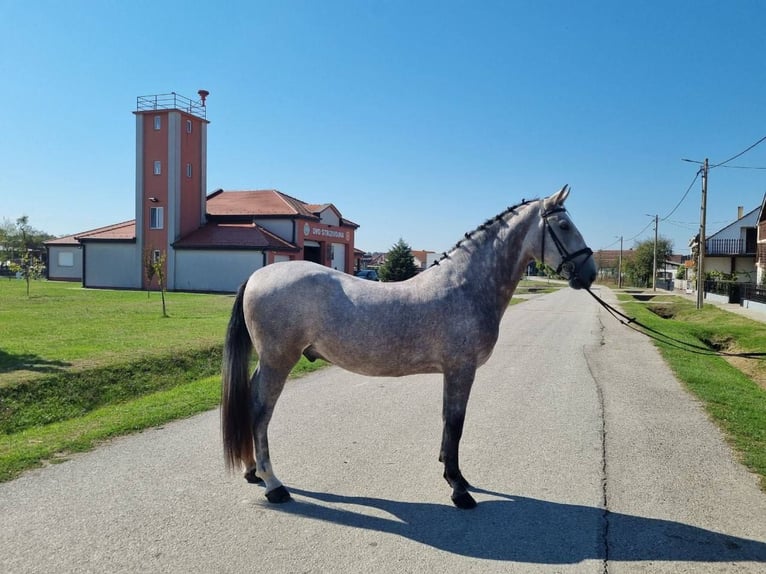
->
[559,220,570,231]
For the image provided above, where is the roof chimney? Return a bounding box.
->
[738,206,744,219]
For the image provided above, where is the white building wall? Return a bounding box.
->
[703,256,756,281]
[47,246,83,280]
[319,210,340,226]
[84,243,140,288]
[707,210,759,241]
[174,249,265,292]
[254,218,293,242]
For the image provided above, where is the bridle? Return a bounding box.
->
[540,205,594,280]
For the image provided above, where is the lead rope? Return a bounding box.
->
[584,286,766,360]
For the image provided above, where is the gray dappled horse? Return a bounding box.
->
[222,185,597,509]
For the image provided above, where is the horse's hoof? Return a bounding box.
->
[451,491,477,509]
[244,469,263,484]
[265,485,292,503]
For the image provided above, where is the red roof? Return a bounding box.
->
[206,190,319,218]
[173,222,297,251]
[45,220,136,244]
[44,190,357,249]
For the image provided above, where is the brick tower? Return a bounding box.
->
[134,91,209,290]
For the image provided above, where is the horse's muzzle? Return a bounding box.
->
[566,252,597,290]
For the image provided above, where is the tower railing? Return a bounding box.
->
[136,92,206,119]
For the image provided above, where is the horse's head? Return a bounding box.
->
[539,185,597,290]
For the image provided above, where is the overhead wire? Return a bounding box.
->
[602,134,766,252]
[660,168,701,222]
[718,164,766,170]
[710,134,766,169]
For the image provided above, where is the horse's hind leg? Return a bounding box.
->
[252,361,293,503]
[440,366,477,509]
[243,452,261,484]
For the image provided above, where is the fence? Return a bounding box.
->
[742,283,766,305]
[705,238,756,256]
[136,93,206,119]
[704,281,766,305]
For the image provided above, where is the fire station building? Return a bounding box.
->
[45,92,359,292]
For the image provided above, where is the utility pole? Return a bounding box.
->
[618,235,623,289]
[652,214,658,292]
[696,158,708,310]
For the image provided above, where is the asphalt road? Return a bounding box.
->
[2,287,765,573]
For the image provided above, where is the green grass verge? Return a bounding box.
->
[0,356,326,483]
[618,294,766,489]
[1,347,224,434]
[0,279,328,482]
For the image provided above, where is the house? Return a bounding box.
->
[411,250,438,270]
[593,249,622,283]
[45,92,359,293]
[757,192,766,286]
[692,205,759,283]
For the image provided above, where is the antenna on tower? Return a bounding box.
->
[198,89,209,106]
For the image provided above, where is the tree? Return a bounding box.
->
[534,261,557,281]
[1,216,54,257]
[378,238,419,282]
[623,237,673,288]
[143,247,168,317]
[7,217,46,296]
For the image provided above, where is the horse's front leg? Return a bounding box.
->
[439,365,477,509]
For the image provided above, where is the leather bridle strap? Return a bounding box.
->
[541,206,594,276]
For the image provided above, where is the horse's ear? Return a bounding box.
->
[543,184,569,211]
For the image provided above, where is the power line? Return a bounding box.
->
[660,168,701,221]
[718,164,766,170]
[710,134,766,169]
[614,134,766,253]
[625,218,655,243]
[597,236,622,250]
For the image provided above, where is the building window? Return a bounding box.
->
[150,206,164,229]
[186,119,192,133]
[186,163,192,178]
[152,250,162,263]
[58,251,74,267]
[153,160,161,175]
[154,116,161,130]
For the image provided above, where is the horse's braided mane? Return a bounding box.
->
[430,197,539,266]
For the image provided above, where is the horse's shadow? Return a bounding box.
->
[268,487,766,564]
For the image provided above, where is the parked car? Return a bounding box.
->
[355,269,379,281]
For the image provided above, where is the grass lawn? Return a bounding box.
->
[0,279,325,481]
[0,279,234,385]
[617,292,766,490]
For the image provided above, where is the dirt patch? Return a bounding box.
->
[631,294,656,302]
[698,335,735,353]
[704,337,766,391]
[647,304,676,319]
[727,354,766,391]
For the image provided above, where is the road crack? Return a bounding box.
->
[585,312,610,574]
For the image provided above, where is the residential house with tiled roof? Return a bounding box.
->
[692,204,759,283]
[756,192,766,286]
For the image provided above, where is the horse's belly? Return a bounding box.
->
[315,343,443,377]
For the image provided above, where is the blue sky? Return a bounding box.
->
[2,0,765,256]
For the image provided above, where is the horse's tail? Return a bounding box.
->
[221,281,254,471]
